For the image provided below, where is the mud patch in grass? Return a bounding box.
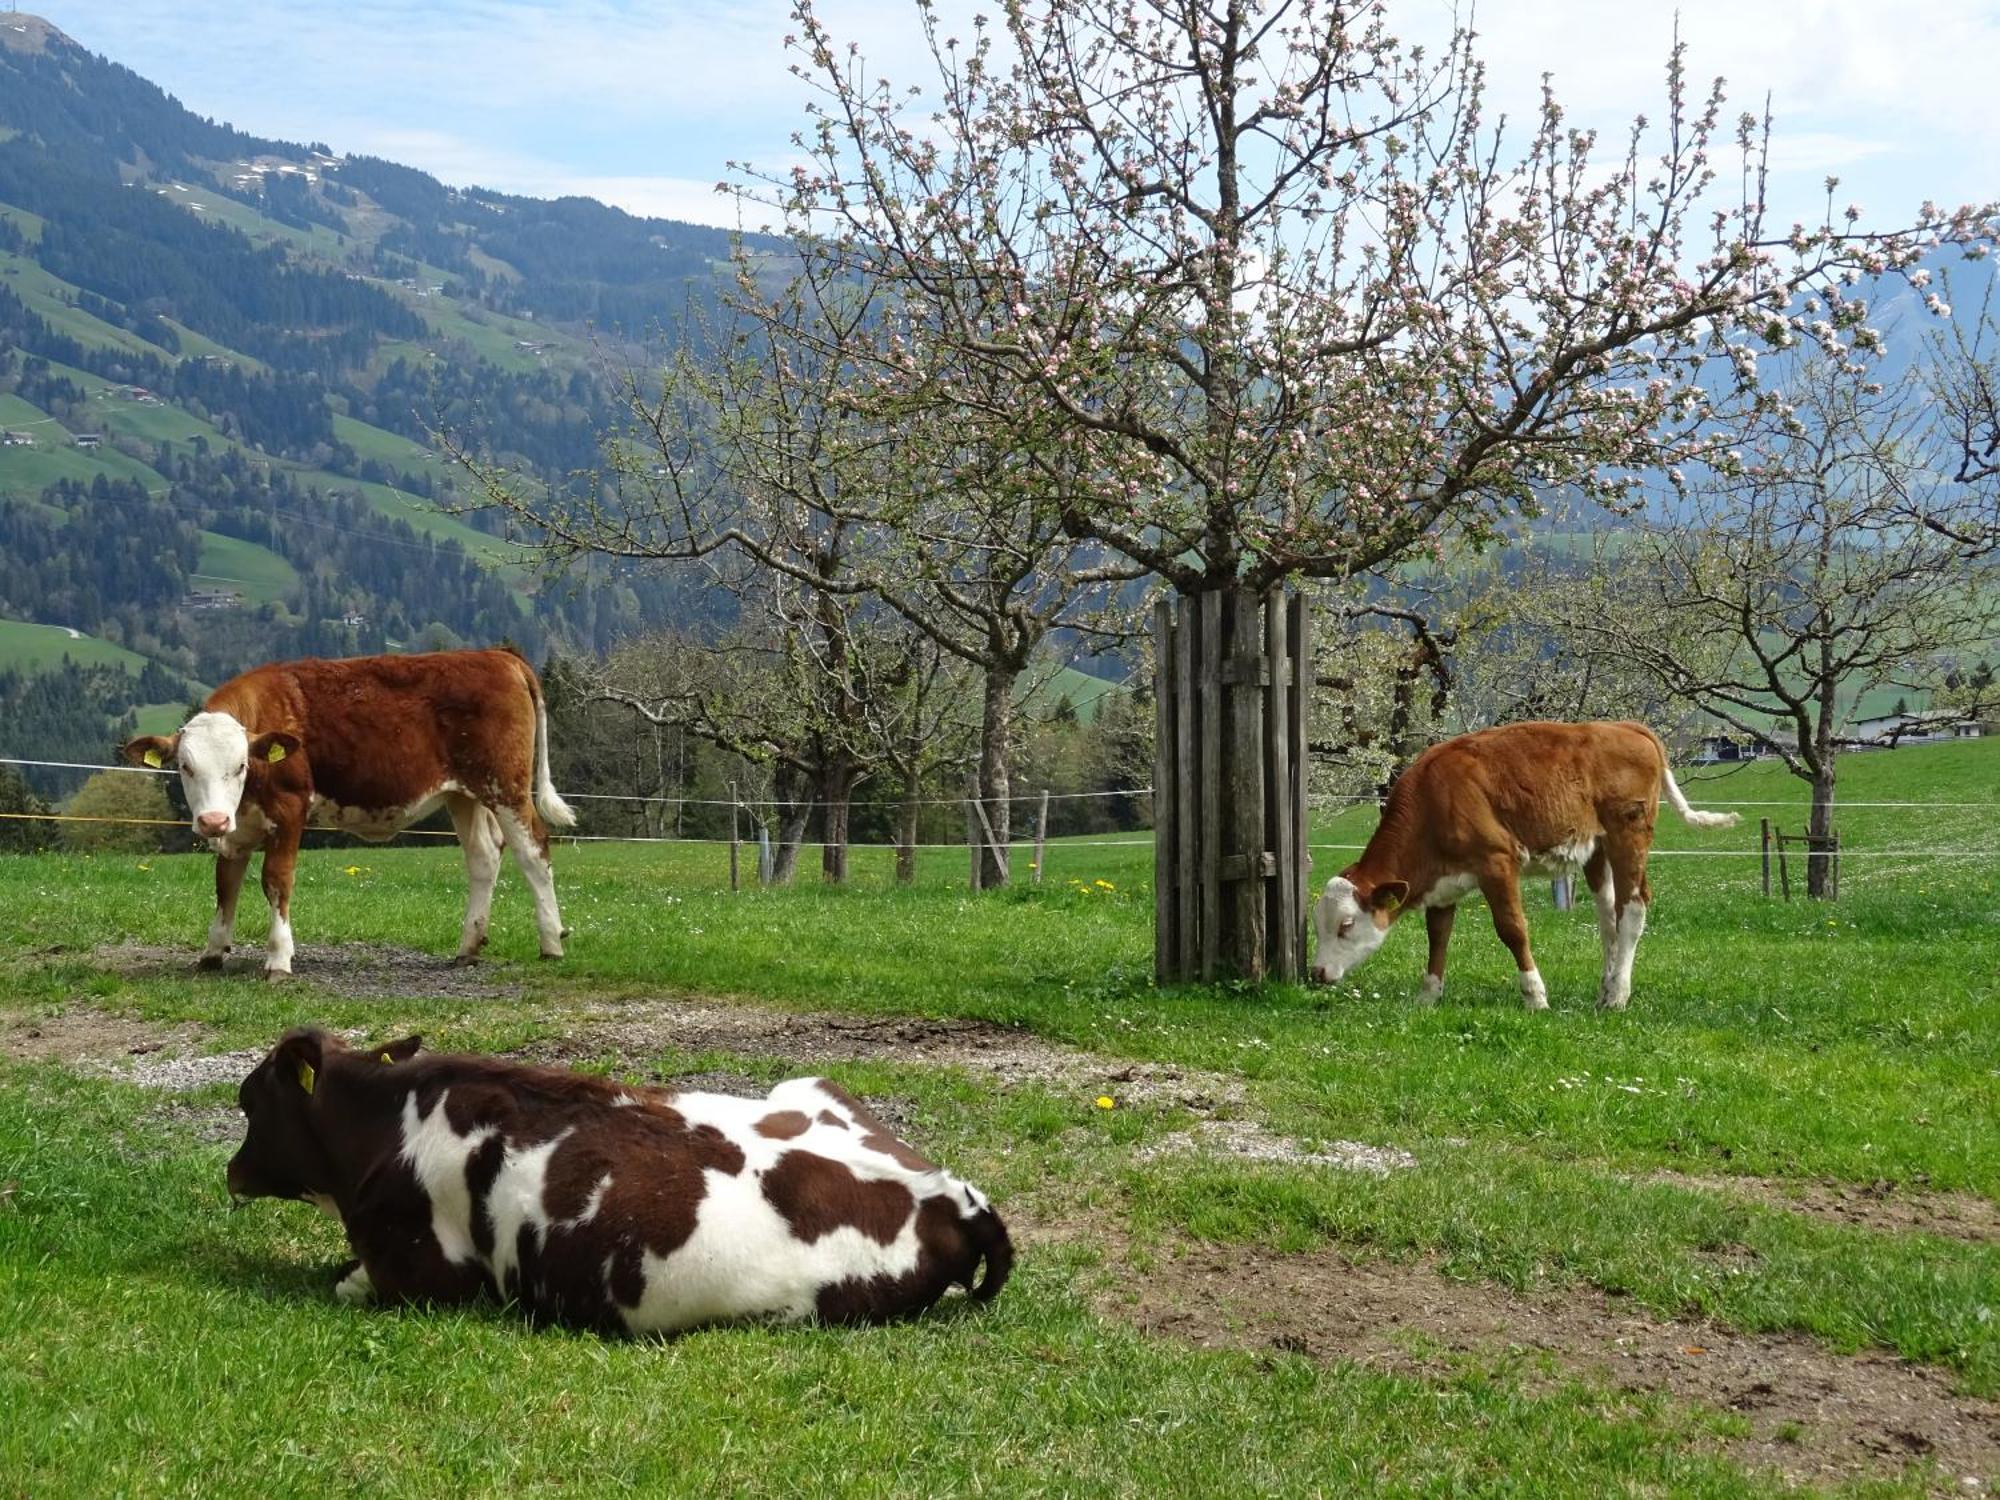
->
[1103,1241,2000,1492]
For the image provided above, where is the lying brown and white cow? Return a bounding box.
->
[123,648,573,976]
[1311,721,1739,1011]
[227,1029,1013,1333]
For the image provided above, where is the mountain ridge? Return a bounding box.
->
[0,9,768,776]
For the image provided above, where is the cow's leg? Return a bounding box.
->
[259,833,300,978]
[496,807,564,959]
[1584,848,1619,1006]
[445,794,503,966]
[1477,866,1546,1011]
[1597,843,1652,1012]
[199,851,251,970]
[1420,903,1456,1004]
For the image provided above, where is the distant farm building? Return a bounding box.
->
[73,433,102,449]
[1,430,35,447]
[1851,709,1985,747]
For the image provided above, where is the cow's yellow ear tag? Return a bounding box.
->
[378,1052,393,1065]
[266,742,287,764]
[143,749,164,769]
[296,1060,316,1094]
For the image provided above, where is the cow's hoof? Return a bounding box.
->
[1416,976,1444,1006]
[538,950,564,962]
[449,953,481,969]
[1596,995,1629,1013]
[261,968,293,983]
[195,954,225,972]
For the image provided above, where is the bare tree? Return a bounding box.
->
[457,254,1126,888]
[1553,361,2000,895]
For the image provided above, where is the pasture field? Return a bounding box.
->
[0,741,1996,1495]
[194,530,299,606]
[0,618,153,675]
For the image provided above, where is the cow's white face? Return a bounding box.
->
[175,711,253,839]
[1310,875,1401,985]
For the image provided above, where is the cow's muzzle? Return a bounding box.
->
[195,811,233,839]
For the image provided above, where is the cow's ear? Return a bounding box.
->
[275,1027,328,1096]
[1368,880,1409,914]
[122,734,177,770]
[250,730,303,766]
[374,1035,422,1064]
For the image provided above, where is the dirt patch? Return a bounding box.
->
[1099,1241,1999,1491]
[537,998,1410,1173]
[540,1002,1239,1105]
[1136,1119,1417,1176]
[0,1006,202,1067]
[92,942,523,1001]
[1653,1171,2000,1246]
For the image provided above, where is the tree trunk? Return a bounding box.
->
[975,667,1016,889]
[769,763,812,887]
[1806,765,1836,899]
[895,761,921,886]
[819,758,854,884]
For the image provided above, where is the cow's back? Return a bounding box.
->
[1391,720,1665,862]
[208,649,536,811]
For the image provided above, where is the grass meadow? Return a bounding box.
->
[0,740,1995,1495]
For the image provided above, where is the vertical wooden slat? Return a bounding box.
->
[1264,588,1295,981]
[1226,587,1267,980]
[1289,592,1310,975]
[1198,590,1223,980]
[1174,596,1199,980]
[1152,600,1176,981]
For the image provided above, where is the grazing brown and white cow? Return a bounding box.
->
[1311,721,1739,1011]
[227,1029,1013,1334]
[122,648,574,977]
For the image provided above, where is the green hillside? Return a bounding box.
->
[0,619,150,675]
[193,531,297,604]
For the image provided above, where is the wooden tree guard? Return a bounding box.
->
[1153,588,1310,983]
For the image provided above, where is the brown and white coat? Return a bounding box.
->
[1311,721,1739,1011]
[123,649,574,975]
[229,1031,1013,1334]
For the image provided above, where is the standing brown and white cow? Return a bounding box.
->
[122,648,574,977]
[1311,721,1739,1011]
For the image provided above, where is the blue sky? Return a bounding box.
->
[24,0,2000,233]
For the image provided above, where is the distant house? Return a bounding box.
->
[1850,709,1984,747]
[1,430,35,447]
[1692,733,1775,765]
[73,433,103,449]
[185,586,241,610]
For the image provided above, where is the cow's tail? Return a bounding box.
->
[1660,761,1740,829]
[522,662,576,830]
[964,1206,1014,1304]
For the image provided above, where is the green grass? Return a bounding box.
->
[0,738,1993,1493]
[194,531,299,605]
[0,618,151,674]
[0,393,170,493]
[0,245,161,358]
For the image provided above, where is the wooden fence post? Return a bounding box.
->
[1760,817,1771,898]
[1153,600,1177,978]
[1776,825,1791,901]
[728,780,740,893]
[965,790,980,893]
[1032,789,1050,886]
